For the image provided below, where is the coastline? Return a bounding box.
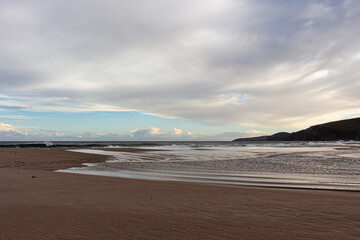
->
[1,148,359,239]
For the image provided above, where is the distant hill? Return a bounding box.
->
[233,117,360,141]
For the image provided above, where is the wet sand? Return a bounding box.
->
[0,148,359,239]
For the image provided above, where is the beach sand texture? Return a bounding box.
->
[0,148,359,240]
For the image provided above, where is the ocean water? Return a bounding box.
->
[0,140,353,148]
[47,141,360,191]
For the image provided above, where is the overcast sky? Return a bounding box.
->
[1,0,360,140]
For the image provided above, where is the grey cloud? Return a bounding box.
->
[0,69,41,90]
[0,105,25,110]
[0,0,359,129]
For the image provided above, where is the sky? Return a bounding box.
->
[1,0,360,141]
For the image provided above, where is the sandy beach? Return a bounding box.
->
[0,148,359,240]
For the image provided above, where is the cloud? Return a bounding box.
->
[171,128,183,135]
[0,105,25,110]
[0,121,266,141]
[0,122,32,139]
[128,126,162,138]
[0,122,16,132]
[0,0,359,129]
[0,123,121,140]
[127,126,197,140]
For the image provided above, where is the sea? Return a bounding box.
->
[2,141,360,191]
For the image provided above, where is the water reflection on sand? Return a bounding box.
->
[57,145,360,191]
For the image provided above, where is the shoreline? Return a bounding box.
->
[65,147,360,192]
[0,147,157,171]
[1,148,359,239]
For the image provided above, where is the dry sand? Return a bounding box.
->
[0,148,359,240]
